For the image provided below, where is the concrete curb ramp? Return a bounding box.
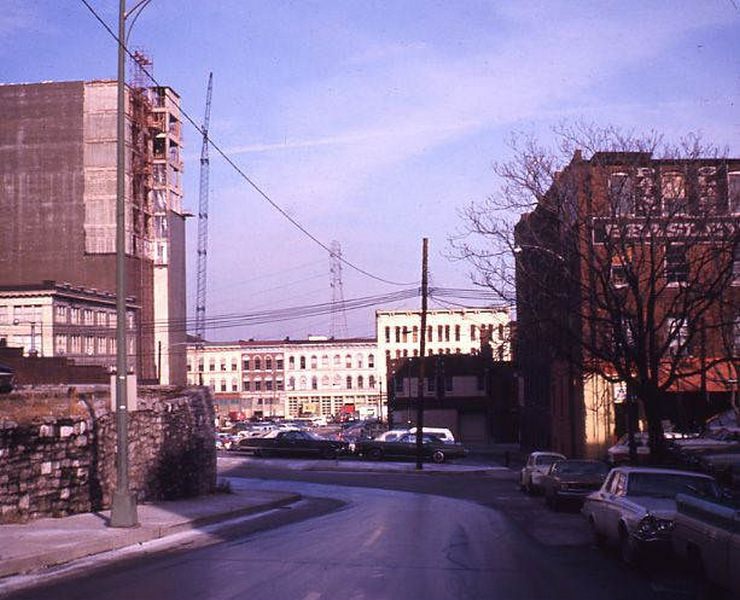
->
[0,489,300,579]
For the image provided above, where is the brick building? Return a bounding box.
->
[515,151,739,458]
[0,80,186,383]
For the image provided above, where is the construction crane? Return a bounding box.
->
[194,73,213,344]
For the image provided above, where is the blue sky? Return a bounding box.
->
[2,1,738,340]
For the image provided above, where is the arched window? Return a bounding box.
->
[321,354,329,368]
[310,355,318,369]
[288,356,295,369]
[321,375,330,387]
[368,354,375,368]
[357,375,364,389]
[333,374,341,388]
[369,375,376,388]
[356,354,363,368]
[288,377,295,390]
[299,376,307,390]
[333,354,341,366]
[311,376,318,390]
[345,354,352,368]
[300,355,306,369]
[265,357,272,370]
[661,171,687,214]
[254,356,261,370]
[346,376,353,389]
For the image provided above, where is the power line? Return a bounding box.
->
[78,0,418,288]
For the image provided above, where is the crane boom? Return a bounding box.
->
[194,73,213,343]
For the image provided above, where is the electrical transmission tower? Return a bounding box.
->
[195,73,213,343]
[329,241,349,339]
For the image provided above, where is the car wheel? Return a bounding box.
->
[321,447,337,460]
[619,526,637,566]
[432,450,445,464]
[590,517,606,548]
[368,448,383,461]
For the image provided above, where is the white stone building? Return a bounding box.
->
[375,308,512,390]
[283,336,381,418]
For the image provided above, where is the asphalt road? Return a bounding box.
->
[4,455,721,600]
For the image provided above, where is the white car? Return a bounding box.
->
[520,451,567,494]
[408,427,456,444]
[582,467,721,565]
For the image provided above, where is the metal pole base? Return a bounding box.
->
[110,490,139,528]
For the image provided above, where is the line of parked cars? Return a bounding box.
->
[520,448,739,596]
[217,421,469,464]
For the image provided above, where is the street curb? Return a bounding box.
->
[0,493,302,579]
[303,465,502,476]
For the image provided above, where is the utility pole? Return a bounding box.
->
[110,0,137,528]
[415,238,428,471]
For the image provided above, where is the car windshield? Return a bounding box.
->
[556,461,609,476]
[627,473,719,499]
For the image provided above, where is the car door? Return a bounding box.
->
[601,471,628,542]
[586,471,616,535]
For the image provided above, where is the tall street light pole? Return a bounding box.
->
[110,0,137,528]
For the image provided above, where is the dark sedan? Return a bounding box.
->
[354,433,468,464]
[235,429,348,459]
[541,459,610,510]
[0,363,15,394]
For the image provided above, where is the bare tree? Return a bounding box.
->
[451,123,739,460]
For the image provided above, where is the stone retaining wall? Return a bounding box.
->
[0,387,216,523]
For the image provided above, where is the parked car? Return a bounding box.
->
[355,433,468,464]
[695,452,740,492]
[235,429,348,459]
[541,460,611,510]
[607,433,651,464]
[215,432,237,451]
[373,429,410,442]
[519,451,567,494]
[672,493,740,596]
[582,466,721,565]
[0,363,15,394]
[408,427,456,444]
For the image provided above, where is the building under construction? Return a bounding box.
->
[0,78,186,384]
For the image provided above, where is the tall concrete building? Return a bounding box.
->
[0,80,186,384]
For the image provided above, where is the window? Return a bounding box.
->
[444,325,450,341]
[610,253,630,287]
[369,375,376,389]
[321,354,329,368]
[55,334,67,355]
[437,325,443,341]
[220,359,227,371]
[55,305,68,323]
[412,326,418,343]
[209,359,215,372]
[498,323,505,340]
[288,377,295,390]
[385,326,391,343]
[310,355,318,369]
[232,380,238,392]
[299,376,307,390]
[288,356,295,369]
[243,357,250,370]
[427,325,433,341]
[665,244,688,284]
[265,357,272,370]
[697,166,720,212]
[231,359,238,371]
[368,354,375,368]
[358,375,364,389]
[254,379,262,391]
[243,380,251,391]
[334,354,341,366]
[470,325,477,341]
[299,355,306,369]
[321,375,330,387]
[277,379,284,391]
[254,357,261,370]
[333,374,341,388]
[266,380,273,391]
[634,167,658,215]
[402,327,408,343]
[220,380,227,392]
[667,317,689,356]
[345,354,352,368]
[356,354,363,369]
[608,172,633,215]
[346,376,353,389]
[276,358,284,369]
[661,171,687,214]
[727,171,740,213]
[395,327,401,343]
[454,325,461,342]
[311,376,318,390]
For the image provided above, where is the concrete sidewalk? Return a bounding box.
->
[0,488,300,580]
